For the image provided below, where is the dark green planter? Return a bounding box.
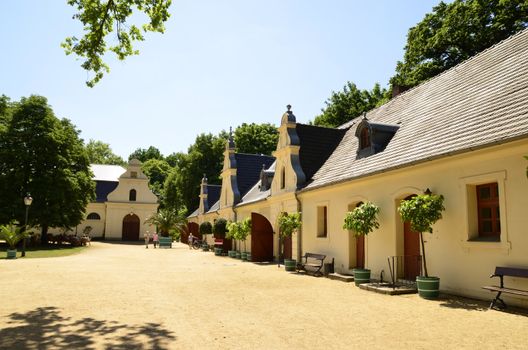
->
[246,253,252,262]
[241,252,247,261]
[6,249,17,259]
[416,276,440,299]
[284,259,296,272]
[235,251,241,259]
[214,247,223,256]
[353,268,371,286]
[228,250,236,258]
[202,245,209,252]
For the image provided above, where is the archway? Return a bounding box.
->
[183,222,200,244]
[122,214,140,241]
[402,195,421,280]
[251,213,274,262]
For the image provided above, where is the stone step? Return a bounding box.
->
[327,273,355,283]
[358,282,417,295]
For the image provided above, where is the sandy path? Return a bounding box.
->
[0,242,526,349]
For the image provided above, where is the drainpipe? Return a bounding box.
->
[294,191,302,263]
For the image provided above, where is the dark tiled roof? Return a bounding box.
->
[207,185,221,209]
[296,124,348,183]
[234,153,275,198]
[305,29,528,192]
[95,180,119,202]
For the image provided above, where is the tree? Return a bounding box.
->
[343,202,380,236]
[234,123,278,156]
[0,95,95,244]
[128,146,163,162]
[145,207,187,237]
[141,158,172,196]
[391,0,528,88]
[63,0,172,87]
[313,82,388,127]
[86,139,126,165]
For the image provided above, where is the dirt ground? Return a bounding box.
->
[0,242,527,350]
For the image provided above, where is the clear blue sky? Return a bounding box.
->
[1,1,441,159]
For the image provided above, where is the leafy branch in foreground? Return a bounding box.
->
[63,0,172,87]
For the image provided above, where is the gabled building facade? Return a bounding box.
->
[189,29,528,306]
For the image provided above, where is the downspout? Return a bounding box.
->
[294,191,302,263]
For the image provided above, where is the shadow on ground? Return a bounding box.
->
[0,306,176,349]
[439,294,528,316]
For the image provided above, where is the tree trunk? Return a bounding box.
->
[41,225,49,245]
[420,232,428,277]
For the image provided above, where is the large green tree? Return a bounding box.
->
[128,146,163,162]
[141,158,172,197]
[63,0,172,87]
[86,139,126,165]
[391,0,528,88]
[234,123,278,156]
[313,82,388,128]
[0,96,95,244]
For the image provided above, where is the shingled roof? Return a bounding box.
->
[234,153,275,198]
[304,29,528,192]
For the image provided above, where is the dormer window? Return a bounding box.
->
[359,127,371,150]
[355,117,399,159]
[129,189,137,201]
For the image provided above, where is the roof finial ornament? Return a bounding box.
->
[362,111,368,120]
[287,104,292,112]
[227,126,235,149]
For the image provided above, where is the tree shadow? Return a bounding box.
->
[439,294,528,316]
[0,306,177,349]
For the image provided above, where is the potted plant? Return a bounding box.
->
[0,223,30,259]
[278,212,301,271]
[199,221,212,251]
[145,208,187,237]
[225,222,238,258]
[398,192,445,299]
[343,202,380,285]
[214,218,228,256]
[238,218,251,261]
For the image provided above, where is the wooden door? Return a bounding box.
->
[403,221,421,280]
[356,235,365,268]
[122,214,140,241]
[251,213,274,262]
[283,235,292,260]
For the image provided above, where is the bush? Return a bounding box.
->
[214,218,228,236]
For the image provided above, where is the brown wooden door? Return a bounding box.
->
[356,235,365,268]
[122,214,140,241]
[283,235,292,260]
[251,213,274,262]
[403,221,421,280]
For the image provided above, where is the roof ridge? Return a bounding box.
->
[235,152,275,158]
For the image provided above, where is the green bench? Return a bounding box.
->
[158,236,172,248]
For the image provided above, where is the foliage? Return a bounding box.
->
[0,95,95,244]
[169,228,181,241]
[398,193,445,277]
[343,202,380,236]
[278,212,301,238]
[313,82,388,127]
[145,207,187,236]
[234,123,278,156]
[0,223,30,250]
[398,194,445,234]
[85,139,125,165]
[141,158,172,197]
[199,221,212,235]
[63,0,172,87]
[226,218,251,250]
[213,218,228,236]
[391,0,528,88]
[128,146,163,162]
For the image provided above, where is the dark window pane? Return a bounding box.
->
[480,207,492,219]
[496,206,500,218]
[496,221,501,232]
[479,186,491,199]
[482,221,492,233]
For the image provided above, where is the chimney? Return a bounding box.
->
[392,84,409,98]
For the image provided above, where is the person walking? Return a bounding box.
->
[188,232,194,249]
[144,231,150,249]
[153,232,159,249]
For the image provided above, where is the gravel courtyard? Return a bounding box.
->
[0,242,527,349]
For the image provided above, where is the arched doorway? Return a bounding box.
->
[251,213,274,262]
[122,214,140,241]
[403,195,421,280]
[183,222,200,244]
[347,202,365,269]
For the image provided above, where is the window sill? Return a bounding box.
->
[460,238,511,254]
[467,236,500,243]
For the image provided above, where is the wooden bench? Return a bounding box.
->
[158,237,172,248]
[482,266,528,309]
[297,253,326,276]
